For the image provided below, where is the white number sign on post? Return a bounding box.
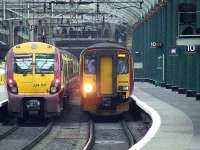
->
[187,45,196,52]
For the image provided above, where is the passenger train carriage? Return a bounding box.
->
[6,42,79,119]
[80,43,133,115]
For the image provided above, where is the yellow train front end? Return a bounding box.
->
[80,43,133,116]
[6,42,63,119]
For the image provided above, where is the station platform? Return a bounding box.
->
[0,85,7,107]
[134,82,199,150]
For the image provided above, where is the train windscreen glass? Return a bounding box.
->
[84,55,96,74]
[35,54,55,74]
[117,57,128,74]
[14,55,33,74]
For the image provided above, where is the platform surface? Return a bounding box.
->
[134,82,199,150]
[0,85,7,107]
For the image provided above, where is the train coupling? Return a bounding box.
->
[102,97,112,107]
[25,99,41,115]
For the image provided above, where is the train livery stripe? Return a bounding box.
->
[129,94,161,150]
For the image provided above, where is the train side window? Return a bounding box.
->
[60,56,63,71]
[117,57,128,74]
[84,55,96,74]
[14,55,33,74]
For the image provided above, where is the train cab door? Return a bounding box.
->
[100,56,113,94]
[97,51,117,95]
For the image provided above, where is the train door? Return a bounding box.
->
[100,56,113,94]
[96,51,117,95]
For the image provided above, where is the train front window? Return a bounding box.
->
[84,55,96,74]
[117,57,128,74]
[35,54,55,74]
[14,55,33,74]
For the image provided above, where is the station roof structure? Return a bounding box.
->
[0,0,162,27]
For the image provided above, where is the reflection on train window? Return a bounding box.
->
[84,55,96,74]
[35,54,55,74]
[117,57,128,74]
[14,55,33,74]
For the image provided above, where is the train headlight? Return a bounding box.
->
[84,83,93,93]
[50,86,58,94]
[118,86,129,91]
[50,79,60,94]
[10,86,18,93]
[7,79,18,94]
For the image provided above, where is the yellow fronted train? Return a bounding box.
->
[80,43,134,115]
[5,42,79,119]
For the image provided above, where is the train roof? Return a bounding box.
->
[11,42,56,54]
[59,48,78,59]
[85,42,128,50]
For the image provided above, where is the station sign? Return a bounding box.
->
[150,42,163,48]
[187,45,196,53]
[169,48,178,56]
[177,45,200,54]
[134,62,143,69]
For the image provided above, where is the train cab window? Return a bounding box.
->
[117,57,128,74]
[84,55,96,74]
[14,55,33,74]
[35,54,55,74]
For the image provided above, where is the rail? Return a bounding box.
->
[0,125,19,141]
[121,119,136,147]
[82,120,95,150]
[21,121,54,150]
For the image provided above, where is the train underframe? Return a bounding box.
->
[8,90,64,119]
[81,93,130,116]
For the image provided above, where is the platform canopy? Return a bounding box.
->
[1,0,160,27]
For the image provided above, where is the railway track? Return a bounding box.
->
[0,121,53,150]
[83,118,136,150]
[0,125,19,141]
[31,96,90,150]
